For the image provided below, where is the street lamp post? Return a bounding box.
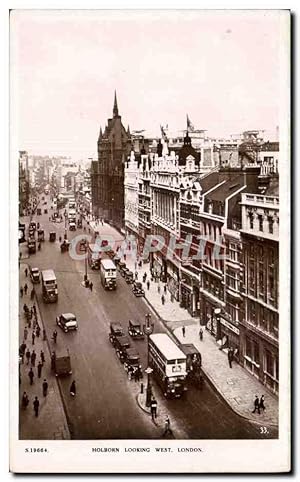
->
[64,210,67,240]
[84,243,88,284]
[143,313,154,407]
[213,308,221,337]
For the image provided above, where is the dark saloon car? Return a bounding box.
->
[128,320,144,339]
[132,281,145,297]
[30,267,40,284]
[109,322,124,346]
[56,313,78,333]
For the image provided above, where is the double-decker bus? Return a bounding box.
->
[100,259,117,290]
[149,333,187,398]
[68,199,76,210]
[41,269,58,303]
[88,243,101,269]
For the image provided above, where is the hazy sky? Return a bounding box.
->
[11,10,284,160]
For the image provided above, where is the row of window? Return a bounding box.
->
[247,301,279,338]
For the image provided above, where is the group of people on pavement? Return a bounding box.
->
[252,395,266,414]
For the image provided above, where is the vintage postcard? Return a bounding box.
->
[10,9,291,473]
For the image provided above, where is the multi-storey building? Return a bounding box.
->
[138,153,152,255]
[124,149,139,238]
[91,92,131,232]
[19,150,30,216]
[239,188,279,395]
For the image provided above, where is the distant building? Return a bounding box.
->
[19,150,29,216]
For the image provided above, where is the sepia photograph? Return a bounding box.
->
[9,8,290,473]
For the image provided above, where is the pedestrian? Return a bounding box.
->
[161,294,165,305]
[32,331,35,345]
[30,288,35,300]
[23,303,28,314]
[28,367,34,385]
[21,392,29,409]
[31,350,36,367]
[23,327,28,341]
[164,284,167,294]
[42,329,46,341]
[259,395,266,412]
[170,294,174,303]
[89,281,93,291]
[37,361,43,378]
[20,287,23,298]
[228,348,233,369]
[24,267,28,277]
[150,398,158,421]
[70,380,76,397]
[51,352,56,371]
[252,395,260,414]
[40,350,45,364]
[147,280,150,291]
[33,396,39,417]
[135,271,138,281]
[134,367,140,383]
[52,330,57,344]
[182,326,186,338]
[25,349,31,365]
[42,379,48,397]
[24,283,28,295]
[199,328,203,341]
[36,325,41,338]
[163,415,172,436]
[158,284,161,294]
[20,341,27,356]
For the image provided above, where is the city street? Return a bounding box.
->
[19,194,276,440]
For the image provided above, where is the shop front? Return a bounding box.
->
[166,260,179,301]
[217,317,240,361]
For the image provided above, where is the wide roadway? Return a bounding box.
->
[23,194,277,440]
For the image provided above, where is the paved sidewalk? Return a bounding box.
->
[89,221,278,427]
[173,324,278,426]
[19,264,70,440]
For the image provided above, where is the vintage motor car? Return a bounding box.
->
[37,229,45,242]
[54,354,72,377]
[60,240,70,253]
[125,270,134,284]
[56,313,78,333]
[79,239,87,252]
[109,322,124,346]
[49,231,56,242]
[123,347,141,373]
[118,261,126,275]
[114,335,131,363]
[30,267,40,284]
[121,268,130,279]
[132,281,145,297]
[128,320,145,339]
[29,221,36,231]
[114,255,121,266]
[180,343,202,387]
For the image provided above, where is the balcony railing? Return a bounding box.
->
[242,194,279,205]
